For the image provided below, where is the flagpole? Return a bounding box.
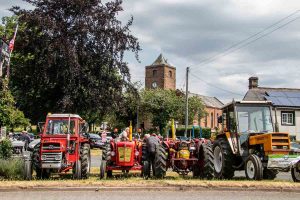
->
[6,23,18,80]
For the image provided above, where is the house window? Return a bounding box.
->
[169,70,172,78]
[153,70,157,77]
[281,111,295,126]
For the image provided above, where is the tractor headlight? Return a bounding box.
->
[41,155,47,161]
[55,154,61,161]
[189,146,196,151]
[111,151,115,156]
[135,151,139,156]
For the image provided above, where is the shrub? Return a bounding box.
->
[0,139,13,159]
[0,158,24,179]
[171,127,212,139]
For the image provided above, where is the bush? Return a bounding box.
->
[0,158,24,179]
[171,127,211,139]
[0,139,13,159]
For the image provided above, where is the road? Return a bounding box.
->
[90,153,292,181]
[1,190,299,200]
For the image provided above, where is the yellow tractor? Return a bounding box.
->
[214,101,300,181]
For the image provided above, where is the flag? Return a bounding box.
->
[9,24,18,52]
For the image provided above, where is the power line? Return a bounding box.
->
[189,10,300,70]
[190,73,244,97]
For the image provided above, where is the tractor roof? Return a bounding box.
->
[47,113,82,119]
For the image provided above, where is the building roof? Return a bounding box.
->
[151,54,170,66]
[243,87,300,107]
[189,92,224,108]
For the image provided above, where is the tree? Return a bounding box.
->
[139,89,205,135]
[0,79,30,129]
[9,0,141,124]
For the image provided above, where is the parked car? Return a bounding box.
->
[291,142,300,154]
[88,133,103,149]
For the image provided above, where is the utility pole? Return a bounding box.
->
[184,67,189,137]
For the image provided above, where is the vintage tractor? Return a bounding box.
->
[23,113,91,180]
[213,101,300,181]
[99,124,162,178]
[161,120,214,178]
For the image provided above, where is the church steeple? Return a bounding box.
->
[145,54,176,90]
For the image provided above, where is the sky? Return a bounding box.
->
[1,0,300,104]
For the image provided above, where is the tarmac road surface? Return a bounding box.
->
[1,190,299,200]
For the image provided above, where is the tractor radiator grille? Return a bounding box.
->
[41,152,62,163]
[42,143,60,150]
[271,133,290,150]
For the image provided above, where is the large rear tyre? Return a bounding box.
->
[291,161,300,182]
[81,144,91,179]
[153,144,167,178]
[263,168,278,180]
[198,142,214,179]
[213,138,235,179]
[23,159,32,180]
[102,142,111,161]
[245,154,263,180]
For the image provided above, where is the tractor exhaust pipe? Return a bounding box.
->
[171,119,176,140]
[129,121,133,141]
[67,114,71,152]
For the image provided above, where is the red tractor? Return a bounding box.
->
[23,113,91,180]
[99,128,165,179]
[162,132,214,178]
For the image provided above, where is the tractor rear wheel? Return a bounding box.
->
[153,144,167,178]
[80,144,91,179]
[245,154,263,180]
[213,138,235,179]
[263,168,278,180]
[23,159,32,180]
[198,142,214,179]
[291,161,300,182]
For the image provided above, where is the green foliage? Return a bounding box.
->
[139,89,205,134]
[174,127,211,139]
[8,0,140,124]
[0,158,24,179]
[0,138,13,159]
[0,79,30,129]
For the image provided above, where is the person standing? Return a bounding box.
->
[146,133,160,176]
[119,127,129,141]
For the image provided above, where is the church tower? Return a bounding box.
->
[145,54,176,90]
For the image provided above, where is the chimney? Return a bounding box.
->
[249,77,258,89]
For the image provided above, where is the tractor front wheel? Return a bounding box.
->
[142,160,151,179]
[291,161,300,182]
[153,144,167,178]
[73,160,82,179]
[81,144,91,179]
[100,159,106,179]
[245,154,263,180]
[213,138,235,179]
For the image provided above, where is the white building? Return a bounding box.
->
[243,77,300,140]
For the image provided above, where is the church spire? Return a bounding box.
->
[151,53,170,66]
